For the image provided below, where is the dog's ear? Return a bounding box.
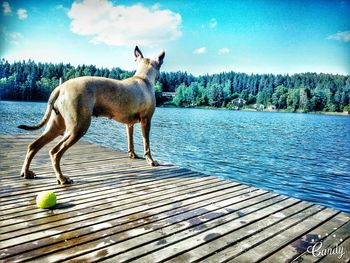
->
[134,46,144,60]
[157,50,165,66]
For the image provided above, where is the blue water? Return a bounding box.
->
[1,100,350,213]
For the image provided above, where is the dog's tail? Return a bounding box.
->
[18,87,61,131]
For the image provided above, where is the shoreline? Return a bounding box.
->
[1,100,349,117]
[159,104,350,117]
[241,108,350,116]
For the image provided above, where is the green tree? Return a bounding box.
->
[173,83,186,106]
[154,81,163,106]
[207,83,224,107]
[187,82,199,105]
[195,83,207,106]
[256,91,269,106]
[287,89,300,111]
[63,67,76,81]
[0,76,15,99]
[247,94,256,104]
[120,72,132,80]
[299,87,311,112]
[240,89,249,100]
[272,85,288,109]
[222,80,232,106]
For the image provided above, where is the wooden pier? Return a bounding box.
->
[0,134,349,262]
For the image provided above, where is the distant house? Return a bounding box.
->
[232,98,246,105]
[162,92,176,99]
[230,98,246,110]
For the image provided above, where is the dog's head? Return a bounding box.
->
[134,46,165,76]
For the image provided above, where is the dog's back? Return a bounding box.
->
[56,76,155,124]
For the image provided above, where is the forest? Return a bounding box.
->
[0,59,349,113]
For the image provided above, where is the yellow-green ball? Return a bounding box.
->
[36,191,57,209]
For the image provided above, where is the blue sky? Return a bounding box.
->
[1,0,349,75]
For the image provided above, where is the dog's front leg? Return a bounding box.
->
[141,118,159,166]
[126,124,139,159]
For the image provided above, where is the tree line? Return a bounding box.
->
[169,71,350,113]
[0,59,134,101]
[0,59,349,112]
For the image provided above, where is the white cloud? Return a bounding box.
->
[2,1,11,15]
[67,0,182,47]
[1,27,22,45]
[7,31,22,45]
[194,47,207,54]
[327,31,350,42]
[2,3,29,20]
[209,18,217,29]
[17,8,27,20]
[218,47,230,55]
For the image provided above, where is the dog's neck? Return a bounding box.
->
[134,63,158,85]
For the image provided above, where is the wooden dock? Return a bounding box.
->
[0,134,349,263]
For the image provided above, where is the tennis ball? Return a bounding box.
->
[36,191,57,209]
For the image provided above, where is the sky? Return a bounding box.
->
[0,0,349,75]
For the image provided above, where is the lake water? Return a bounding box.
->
[1,100,350,213]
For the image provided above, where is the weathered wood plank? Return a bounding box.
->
[127,197,299,263]
[261,212,350,263]
[171,202,316,262]
[295,220,350,263]
[66,194,289,262]
[0,167,193,207]
[227,208,339,262]
[318,237,350,263]
[0,162,167,192]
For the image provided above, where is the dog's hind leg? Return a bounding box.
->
[49,131,83,184]
[20,113,65,179]
[141,118,159,166]
[49,117,91,185]
[126,124,139,159]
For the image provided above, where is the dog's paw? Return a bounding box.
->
[129,152,140,159]
[21,170,36,179]
[145,155,159,167]
[150,160,159,167]
[57,176,73,185]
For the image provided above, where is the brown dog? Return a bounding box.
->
[18,46,164,184]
